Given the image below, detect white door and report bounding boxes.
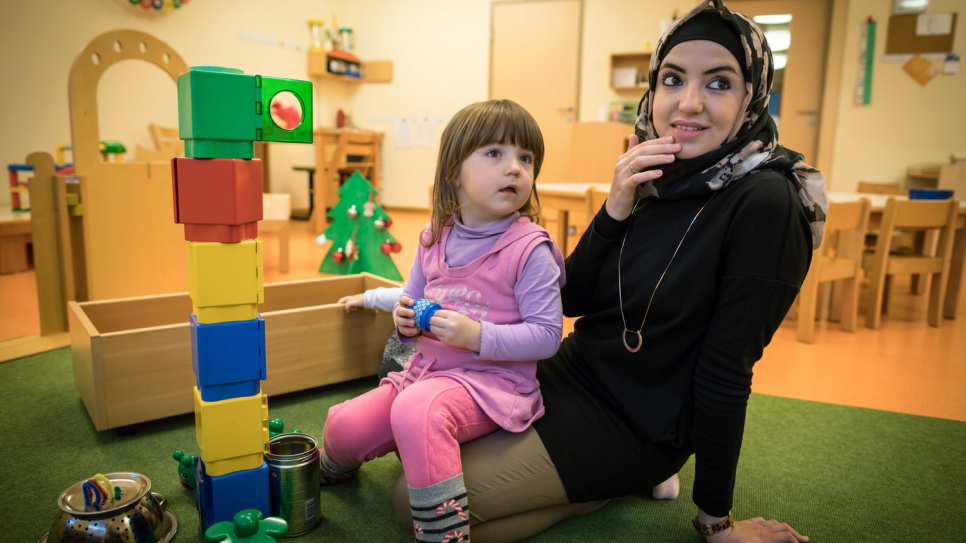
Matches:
[491,0,582,184]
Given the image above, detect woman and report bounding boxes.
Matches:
[392,1,826,541]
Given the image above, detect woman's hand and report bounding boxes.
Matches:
[394,295,420,337]
[428,310,482,352]
[605,134,681,221]
[706,517,809,543]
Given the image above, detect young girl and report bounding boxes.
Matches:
[320,99,566,543]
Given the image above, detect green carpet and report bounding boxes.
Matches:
[3,348,965,542]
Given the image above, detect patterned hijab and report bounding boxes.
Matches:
[634,0,827,247]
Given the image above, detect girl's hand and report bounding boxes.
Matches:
[706,517,808,543]
[428,310,482,352]
[338,293,366,313]
[395,295,420,337]
[605,134,681,221]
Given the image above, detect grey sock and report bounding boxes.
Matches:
[319,449,359,485]
[409,473,470,542]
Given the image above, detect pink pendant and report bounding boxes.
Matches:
[622,329,642,353]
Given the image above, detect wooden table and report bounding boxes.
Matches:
[259,219,290,274]
[538,182,608,255]
[0,205,32,274]
[537,185,966,319]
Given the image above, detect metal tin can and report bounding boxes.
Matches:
[265,433,321,536]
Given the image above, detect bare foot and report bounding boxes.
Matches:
[651,473,679,500]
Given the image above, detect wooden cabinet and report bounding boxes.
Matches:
[610,52,651,91]
[307,51,392,83]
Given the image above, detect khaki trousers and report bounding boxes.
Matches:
[392,427,609,543]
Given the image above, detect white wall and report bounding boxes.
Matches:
[579,0,697,123]
[2,0,965,209]
[338,0,491,209]
[822,0,966,191]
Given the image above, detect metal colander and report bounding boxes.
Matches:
[42,473,177,543]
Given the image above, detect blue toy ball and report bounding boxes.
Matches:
[406,298,441,332]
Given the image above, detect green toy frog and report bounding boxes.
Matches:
[172,449,198,490]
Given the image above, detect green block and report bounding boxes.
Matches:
[178,67,259,143]
[185,140,254,160]
[178,66,314,148]
[261,77,313,144]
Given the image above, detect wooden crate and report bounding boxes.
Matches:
[69,273,400,431]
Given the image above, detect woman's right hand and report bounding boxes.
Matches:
[706,517,809,543]
[394,295,420,337]
[605,134,681,221]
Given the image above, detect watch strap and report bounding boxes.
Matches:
[692,512,734,536]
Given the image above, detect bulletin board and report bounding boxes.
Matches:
[885,13,957,55]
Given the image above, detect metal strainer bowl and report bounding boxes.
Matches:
[41,473,177,543]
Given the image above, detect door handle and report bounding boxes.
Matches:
[556,106,574,112]
[796,109,818,115]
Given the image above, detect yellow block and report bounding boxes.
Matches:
[204,453,265,477]
[194,387,269,473]
[192,303,259,324]
[188,239,264,309]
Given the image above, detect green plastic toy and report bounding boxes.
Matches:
[268,418,302,439]
[172,449,198,490]
[177,66,313,159]
[203,509,288,543]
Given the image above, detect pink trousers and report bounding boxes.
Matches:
[322,377,501,488]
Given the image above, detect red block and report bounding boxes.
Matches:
[172,157,263,242]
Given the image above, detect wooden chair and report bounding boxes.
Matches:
[149,123,182,152]
[312,129,383,232]
[796,199,870,343]
[938,163,966,195]
[865,197,959,329]
[134,123,184,161]
[858,179,916,255]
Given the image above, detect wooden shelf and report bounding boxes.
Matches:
[307,51,392,83]
[610,52,651,92]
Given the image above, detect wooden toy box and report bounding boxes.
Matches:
[68,273,400,431]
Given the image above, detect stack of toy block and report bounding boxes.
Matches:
[172,66,312,534]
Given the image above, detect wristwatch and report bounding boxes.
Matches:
[692,512,734,536]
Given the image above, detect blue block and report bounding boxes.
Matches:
[195,459,271,535]
[191,314,266,401]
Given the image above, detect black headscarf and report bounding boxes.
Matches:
[634,0,827,247]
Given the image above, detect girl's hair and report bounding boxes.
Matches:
[424,99,545,247]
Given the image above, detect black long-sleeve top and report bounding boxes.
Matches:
[533,170,812,516]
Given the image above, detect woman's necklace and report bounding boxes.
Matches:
[617,192,718,353]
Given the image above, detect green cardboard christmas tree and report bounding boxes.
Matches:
[317,171,404,280]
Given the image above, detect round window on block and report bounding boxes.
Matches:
[269,91,304,131]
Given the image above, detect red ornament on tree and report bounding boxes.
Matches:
[332,248,345,263]
[384,218,393,228]
[381,242,392,255]
[391,242,402,253]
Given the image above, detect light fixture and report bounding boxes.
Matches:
[765,29,791,52]
[753,14,792,25]
[773,53,788,70]
[893,0,928,14]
